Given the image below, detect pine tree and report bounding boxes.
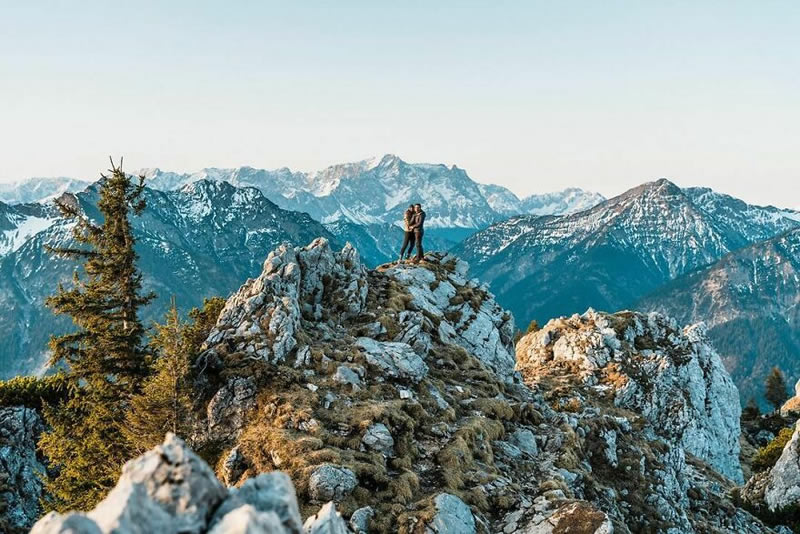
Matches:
[742,397,761,421]
[38,159,154,511]
[184,296,226,351]
[125,299,193,452]
[765,366,789,411]
[125,296,224,452]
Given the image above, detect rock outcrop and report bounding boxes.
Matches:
[780,379,800,417]
[764,420,800,512]
[515,309,767,533]
[29,434,337,534]
[517,310,743,483]
[0,406,45,533]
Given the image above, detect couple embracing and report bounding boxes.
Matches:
[399,203,426,263]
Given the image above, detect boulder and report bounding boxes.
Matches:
[88,482,175,534]
[308,465,358,502]
[348,506,373,534]
[355,338,428,383]
[424,493,476,534]
[29,512,102,534]
[765,421,800,511]
[303,502,352,534]
[361,423,394,456]
[115,433,227,533]
[207,505,285,534]
[0,405,45,532]
[212,472,303,534]
[518,501,613,534]
[333,366,362,390]
[508,428,538,457]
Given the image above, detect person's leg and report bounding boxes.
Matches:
[415,231,424,261]
[400,231,413,260]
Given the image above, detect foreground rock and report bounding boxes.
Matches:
[0,406,45,533]
[30,434,341,534]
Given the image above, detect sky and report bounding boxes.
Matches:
[1,1,799,207]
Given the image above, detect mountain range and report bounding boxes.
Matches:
[0,180,335,377]
[138,154,604,232]
[0,177,90,205]
[456,178,800,325]
[2,159,799,406]
[455,178,800,403]
[639,227,800,406]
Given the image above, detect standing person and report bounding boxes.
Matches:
[399,204,416,262]
[411,203,426,263]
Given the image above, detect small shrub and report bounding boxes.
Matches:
[752,427,794,472]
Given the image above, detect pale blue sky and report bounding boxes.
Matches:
[1,1,799,207]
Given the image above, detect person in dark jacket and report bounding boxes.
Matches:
[399,204,416,262]
[410,203,426,263]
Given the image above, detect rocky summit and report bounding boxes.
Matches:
[10,241,790,533]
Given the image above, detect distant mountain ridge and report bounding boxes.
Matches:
[0,180,336,378]
[638,227,800,405]
[0,177,90,205]
[455,178,800,328]
[139,154,604,228]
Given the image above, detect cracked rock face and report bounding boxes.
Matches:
[355,337,428,383]
[207,377,257,443]
[764,420,800,511]
[0,405,45,532]
[384,254,516,382]
[205,238,368,365]
[517,309,743,484]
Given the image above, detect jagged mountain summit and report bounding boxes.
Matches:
[0,177,90,205]
[0,180,336,378]
[11,240,780,533]
[139,155,604,231]
[455,178,800,328]
[638,228,800,406]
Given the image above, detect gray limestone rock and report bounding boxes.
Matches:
[212,472,303,534]
[303,502,352,534]
[29,512,102,534]
[356,338,428,383]
[361,423,394,456]
[308,465,358,502]
[0,405,45,532]
[115,433,227,534]
[424,493,476,534]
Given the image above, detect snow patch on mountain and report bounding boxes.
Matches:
[136,155,603,230]
[0,214,56,255]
